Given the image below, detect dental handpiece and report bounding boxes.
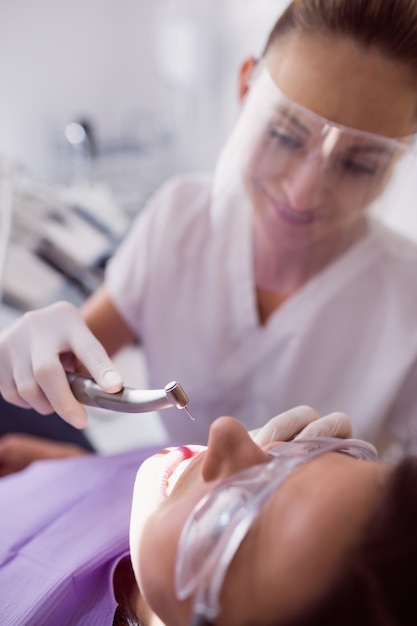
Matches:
[66,373,194,420]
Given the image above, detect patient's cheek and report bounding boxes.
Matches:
[135,514,189,624]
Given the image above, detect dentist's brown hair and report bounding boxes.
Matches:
[264,0,417,75]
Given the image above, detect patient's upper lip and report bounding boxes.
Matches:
[162,446,206,496]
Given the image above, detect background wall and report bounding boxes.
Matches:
[0,0,286,181]
[0,0,415,236]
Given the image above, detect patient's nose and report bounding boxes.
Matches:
[202,416,267,481]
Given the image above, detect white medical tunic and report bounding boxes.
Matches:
[106,174,417,459]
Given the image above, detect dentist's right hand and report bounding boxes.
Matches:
[0,301,124,428]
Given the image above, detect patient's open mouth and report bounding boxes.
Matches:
[162,446,206,496]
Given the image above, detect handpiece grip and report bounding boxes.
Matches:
[67,373,189,414]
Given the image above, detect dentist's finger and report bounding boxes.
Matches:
[32,356,89,427]
[65,323,124,392]
[294,412,353,440]
[0,375,31,409]
[253,405,321,445]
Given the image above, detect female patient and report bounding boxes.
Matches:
[2,0,417,471]
[0,409,415,625]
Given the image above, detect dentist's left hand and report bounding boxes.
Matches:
[251,405,353,445]
[0,301,124,428]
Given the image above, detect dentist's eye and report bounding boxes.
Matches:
[342,160,377,176]
[268,128,304,150]
[340,159,382,177]
[338,146,393,179]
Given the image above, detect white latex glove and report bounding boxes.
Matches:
[251,405,353,446]
[0,301,123,428]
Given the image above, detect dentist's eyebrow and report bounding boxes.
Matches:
[276,106,311,136]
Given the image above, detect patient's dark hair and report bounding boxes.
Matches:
[280,456,417,626]
[113,604,144,626]
[264,0,417,76]
[113,587,146,626]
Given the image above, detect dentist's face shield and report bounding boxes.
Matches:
[175,437,379,626]
[212,66,416,291]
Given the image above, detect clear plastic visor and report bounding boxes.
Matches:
[245,68,412,173]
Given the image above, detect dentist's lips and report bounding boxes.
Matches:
[269,198,322,226]
[161,445,206,497]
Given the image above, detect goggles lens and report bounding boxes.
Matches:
[175,437,379,624]
[215,65,415,192]
[251,72,413,179]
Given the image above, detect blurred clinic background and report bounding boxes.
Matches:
[0,0,416,452]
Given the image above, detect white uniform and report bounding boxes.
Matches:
[106,174,417,459]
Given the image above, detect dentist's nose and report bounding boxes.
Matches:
[202,416,267,482]
[282,155,327,212]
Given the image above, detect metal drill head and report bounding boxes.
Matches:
[164,381,190,409]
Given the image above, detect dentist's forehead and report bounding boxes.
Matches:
[265,32,417,137]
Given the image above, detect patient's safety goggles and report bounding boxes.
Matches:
[175,437,379,626]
